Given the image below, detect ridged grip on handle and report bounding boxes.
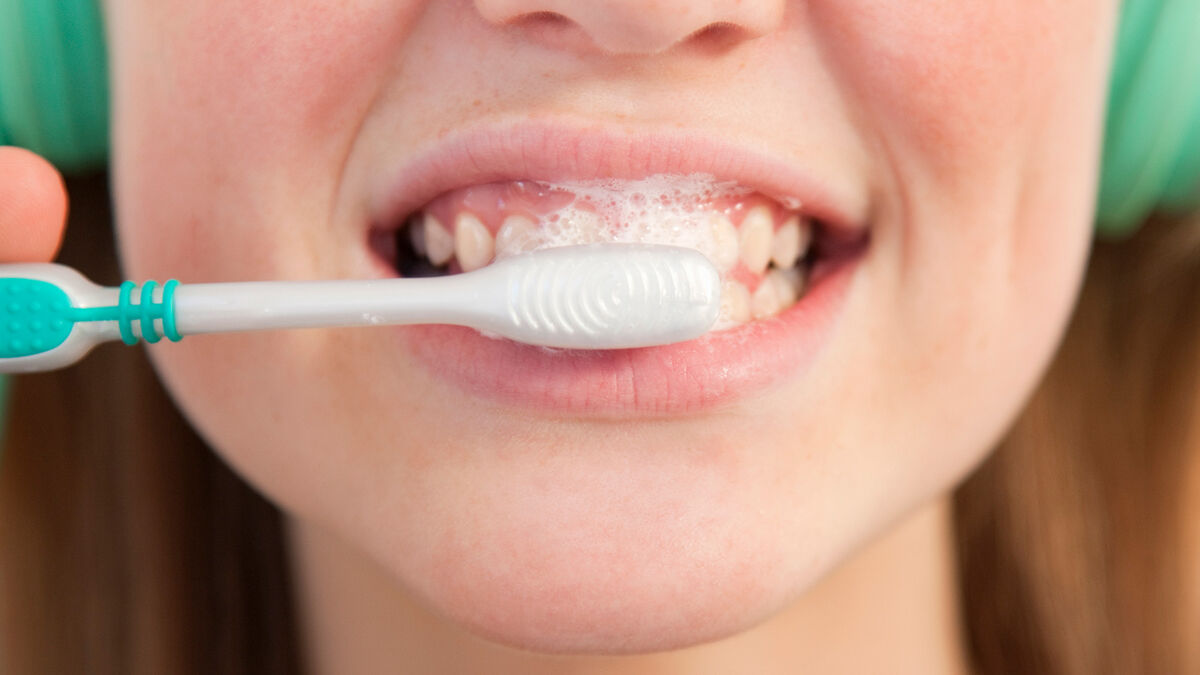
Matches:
[492,244,721,349]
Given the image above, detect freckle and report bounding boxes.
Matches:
[472,99,482,107]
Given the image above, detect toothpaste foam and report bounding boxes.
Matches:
[494,173,751,272]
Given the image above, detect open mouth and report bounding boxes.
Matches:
[363,124,870,415]
[368,173,866,330]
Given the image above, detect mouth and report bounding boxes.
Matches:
[365,122,870,416]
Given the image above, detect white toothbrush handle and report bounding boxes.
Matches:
[174,273,495,334]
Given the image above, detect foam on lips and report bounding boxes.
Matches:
[388,173,817,328]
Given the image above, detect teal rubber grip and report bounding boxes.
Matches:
[0,277,74,358]
[0,276,182,359]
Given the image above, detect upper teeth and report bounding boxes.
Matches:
[770,215,807,269]
[422,213,455,266]
[738,205,774,275]
[454,212,493,272]
[496,214,537,256]
[709,214,739,272]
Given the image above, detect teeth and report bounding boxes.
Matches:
[405,203,814,328]
[708,214,739,272]
[770,215,810,269]
[751,279,782,320]
[720,269,807,327]
[495,214,538,258]
[720,281,752,323]
[765,267,801,307]
[423,214,455,266]
[409,218,428,257]
[454,212,494,272]
[738,206,773,275]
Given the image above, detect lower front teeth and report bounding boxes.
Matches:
[751,268,803,320]
[715,262,809,327]
[720,281,753,323]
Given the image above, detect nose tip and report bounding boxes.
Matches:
[475,0,785,55]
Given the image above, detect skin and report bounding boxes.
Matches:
[5,0,1117,671]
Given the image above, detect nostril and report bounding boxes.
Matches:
[503,10,583,44]
[684,22,755,54]
[474,0,784,56]
[514,10,572,28]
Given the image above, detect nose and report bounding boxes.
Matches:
[474,0,785,55]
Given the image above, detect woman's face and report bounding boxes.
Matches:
[105,0,1114,652]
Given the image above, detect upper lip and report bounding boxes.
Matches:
[369,118,868,235]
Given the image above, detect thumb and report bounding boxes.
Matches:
[0,146,68,263]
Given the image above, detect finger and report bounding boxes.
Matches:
[0,146,68,263]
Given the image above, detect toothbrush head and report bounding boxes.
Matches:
[490,243,722,350]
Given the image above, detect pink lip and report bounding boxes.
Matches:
[369,120,868,237]
[402,259,859,416]
[368,120,869,416]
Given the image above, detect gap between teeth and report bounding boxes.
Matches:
[403,206,814,329]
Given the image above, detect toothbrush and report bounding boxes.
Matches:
[0,243,721,373]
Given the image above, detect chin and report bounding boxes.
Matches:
[356,428,842,656]
[410,526,803,655]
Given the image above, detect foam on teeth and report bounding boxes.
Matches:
[492,173,754,270]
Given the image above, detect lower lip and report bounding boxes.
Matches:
[398,254,862,417]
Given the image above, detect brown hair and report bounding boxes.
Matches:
[1,171,1197,674]
[955,210,1200,674]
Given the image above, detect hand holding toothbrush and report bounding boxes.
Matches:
[0,148,721,373]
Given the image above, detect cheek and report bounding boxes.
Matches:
[816,0,1109,340]
[802,0,1110,497]
[808,0,1110,339]
[154,1,412,149]
[818,0,1104,167]
[104,0,444,523]
[110,1,423,281]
